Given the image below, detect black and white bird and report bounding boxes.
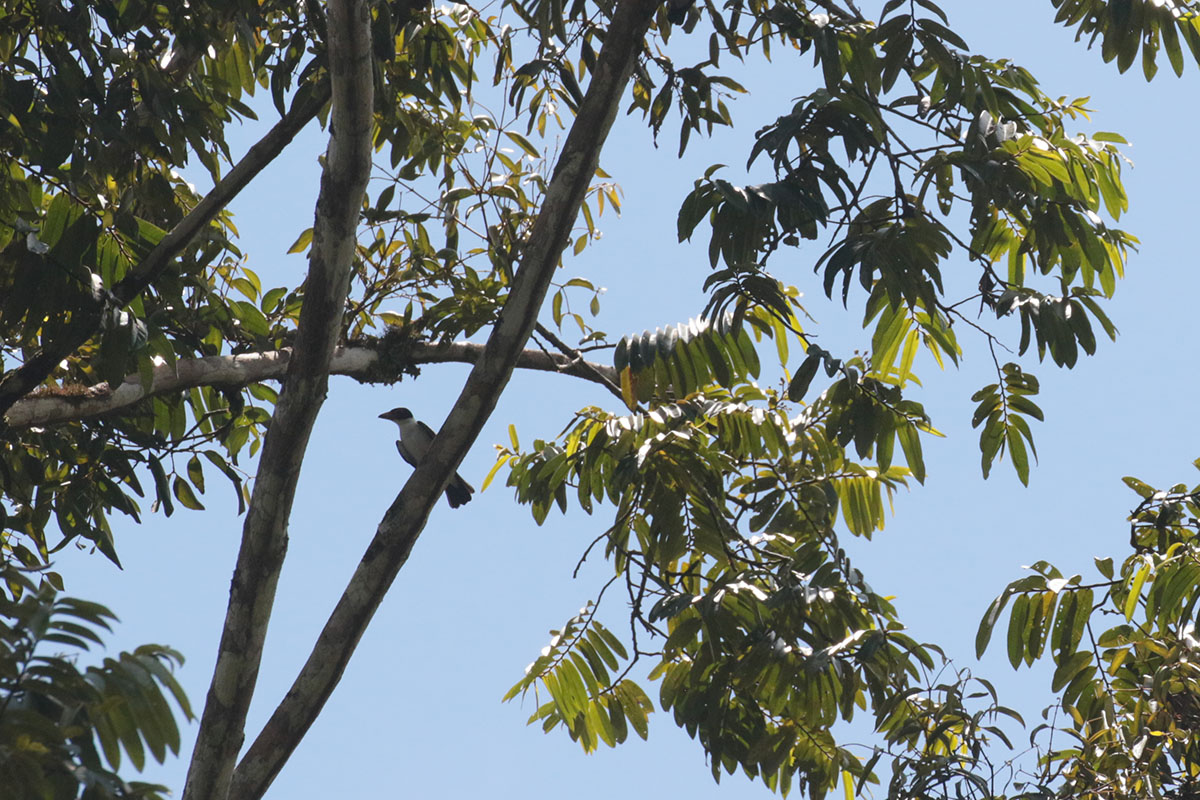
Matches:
[379,407,475,508]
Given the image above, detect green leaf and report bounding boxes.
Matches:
[1008,424,1030,486]
[897,423,925,484]
[1006,592,1030,669]
[1007,395,1044,422]
[287,227,313,254]
[1125,559,1151,621]
[186,456,205,494]
[976,591,1010,658]
[788,350,822,402]
[172,477,205,511]
[1122,476,1155,499]
[1050,590,1078,662]
[916,16,969,50]
[505,130,542,158]
[1051,650,1093,692]
[979,414,1005,479]
[149,457,175,517]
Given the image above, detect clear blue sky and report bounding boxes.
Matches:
[57,2,1200,796]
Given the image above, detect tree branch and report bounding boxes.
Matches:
[226,0,659,796]
[534,322,623,397]
[181,2,373,799]
[3,342,620,428]
[0,76,331,418]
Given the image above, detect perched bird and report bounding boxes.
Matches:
[379,407,475,508]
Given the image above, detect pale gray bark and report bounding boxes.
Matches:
[227,0,659,796]
[3,342,619,428]
[181,2,374,799]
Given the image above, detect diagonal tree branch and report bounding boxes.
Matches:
[226,0,659,796]
[180,2,373,799]
[0,78,331,418]
[3,341,621,428]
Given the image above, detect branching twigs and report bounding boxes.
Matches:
[4,341,620,429]
[225,1,660,798]
[180,2,374,800]
[534,322,622,397]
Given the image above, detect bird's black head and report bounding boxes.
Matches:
[379,407,414,422]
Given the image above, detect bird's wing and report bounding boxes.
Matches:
[395,439,419,468]
[416,420,438,440]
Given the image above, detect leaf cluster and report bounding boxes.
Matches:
[666,0,1142,483]
[0,563,192,800]
[494,323,972,794]
[976,464,1200,800]
[1052,0,1200,79]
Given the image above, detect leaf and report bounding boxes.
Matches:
[896,423,925,484]
[482,454,510,492]
[976,591,1010,658]
[1051,650,1093,693]
[172,477,205,511]
[287,227,314,254]
[149,457,174,517]
[1007,395,1044,422]
[1122,476,1155,499]
[505,130,542,158]
[1125,559,1151,621]
[186,456,205,495]
[1006,592,1030,669]
[1008,424,1030,486]
[978,413,1005,479]
[788,350,822,401]
[1050,590,1078,662]
[916,16,969,50]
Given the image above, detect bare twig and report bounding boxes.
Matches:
[534,322,623,396]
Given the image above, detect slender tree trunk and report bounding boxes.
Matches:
[228,0,659,796]
[180,2,374,798]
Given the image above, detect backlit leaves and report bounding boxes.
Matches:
[970,363,1042,485]
[976,468,1200,800]
[1051,0,1200,79]
[0,564,192,800]
[503,604,652,751]
[613,314,761,407]
[497,359,947,794]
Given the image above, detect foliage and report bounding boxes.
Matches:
[976,464,1200,800]
[1,0,1200,797]
[0,564,192,800]
[0,0,309,565]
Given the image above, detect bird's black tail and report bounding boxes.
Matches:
[446,475,475,508]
